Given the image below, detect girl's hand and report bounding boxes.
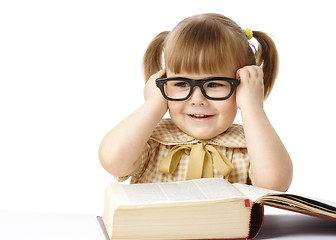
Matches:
[235,66,265,111]
[144,69,168,107]
[99,70,168,178]
[236,66,293,191]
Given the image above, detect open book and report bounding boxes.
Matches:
[99,178,336,240]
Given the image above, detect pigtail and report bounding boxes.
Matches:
[252,31,279,99]
[142,31,170,82]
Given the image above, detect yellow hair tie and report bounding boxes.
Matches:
[243,28,253,40]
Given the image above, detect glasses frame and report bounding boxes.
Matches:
[155,77,240,101]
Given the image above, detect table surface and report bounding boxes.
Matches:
[0,210,335,240]
[0,211,106,240]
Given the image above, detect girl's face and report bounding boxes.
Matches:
[166,69,238,140]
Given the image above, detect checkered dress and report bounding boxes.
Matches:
[117,118,251,184]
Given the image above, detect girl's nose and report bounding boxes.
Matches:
[188,87,207,106]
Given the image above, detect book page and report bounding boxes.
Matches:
[120,183,169,204]
[232,183,282,202]
[115,178,245,205]
[192,178,245,200]
[233,183,336,212]
[314,199,336,208]
[276,194,336,213]
[160,178,245,202]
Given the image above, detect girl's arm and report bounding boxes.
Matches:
[99,69,167,177]
[236,66,293,192]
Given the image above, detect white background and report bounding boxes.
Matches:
[1,0,335,215]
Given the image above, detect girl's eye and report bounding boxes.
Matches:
[174,82,190,88]
[207,82,224,88]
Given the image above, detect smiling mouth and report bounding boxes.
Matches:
[188,114,213,119]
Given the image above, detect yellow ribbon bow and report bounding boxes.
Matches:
[243,28,253,40]
[159,142,233,180]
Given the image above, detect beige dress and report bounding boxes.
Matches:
[118,118,251,184]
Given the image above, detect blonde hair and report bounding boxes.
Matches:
[143,13,278,98]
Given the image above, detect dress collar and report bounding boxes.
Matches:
[150,118,246,148]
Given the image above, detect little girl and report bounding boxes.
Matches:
[99,13,293,192]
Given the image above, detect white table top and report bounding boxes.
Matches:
[0,210,335,239]
[0,211,106,240]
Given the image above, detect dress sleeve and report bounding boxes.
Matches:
[115,142,151,182]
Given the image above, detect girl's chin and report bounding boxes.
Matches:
[183,127,220,140]
[171,115,229,139]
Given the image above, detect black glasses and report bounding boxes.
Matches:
[155,77,240,101]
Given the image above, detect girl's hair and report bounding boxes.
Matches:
[143,13,278,98]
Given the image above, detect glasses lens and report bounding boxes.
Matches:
[164,80,191,100]
[203,80,232,99]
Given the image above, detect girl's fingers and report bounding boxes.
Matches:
[149,68,166,81]
[237,66,263,80]
[236,67,250,80]
[236,66,264,89]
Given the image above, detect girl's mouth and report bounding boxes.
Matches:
[188,114,213,119]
